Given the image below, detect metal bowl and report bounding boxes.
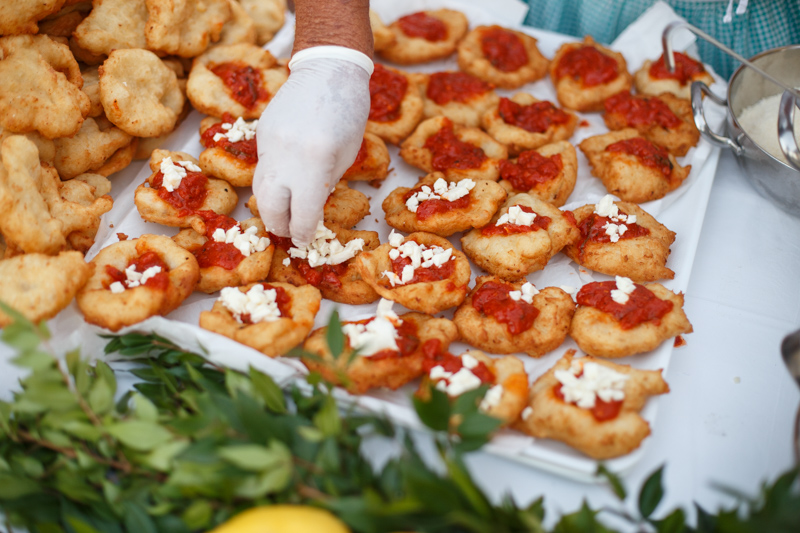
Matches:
[692,45,800,217]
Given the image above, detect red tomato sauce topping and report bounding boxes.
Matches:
[498,97,571,133]
[424,118,487,171]
[649,52,706,85]
[554,45,618,87]
[606,137,673,177]
[481,205,550,236]
[422,351,495,383]
[151,169,209,216]
[426,72,493,105]
[390,252,455,284]
[576,280,673,329]
[194,241,244,270]
[196,210,238,237]
[480,26,528,72]
[604,92,681,129]
[210,62,270,109]
[239,283,291,324]
[268,233,294,251]
[199,113,259,165]
[499,150,562,191]
[471,280,539,335]
[575,211,649,258]
[369,64,408,122]
[362,318,421,360]
[105,251,170,291]
[397,12,447,41]
[554,380,623,421]
[297,261,347,290]
[349,138,368,170]
[403,185,471,220]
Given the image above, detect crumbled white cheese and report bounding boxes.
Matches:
[287,221,364,268]
[159,157,202,192]
[211,224,270,257]
[610,275,636,304]
[594,195,637,243]
[212,117,258,143]
[508,282,539,304]
[109,282,125,294]
[341,298,402,357]
[461,353,479,369]
[109,264,163,292]
[495,205,536,227]
[434,367,483,397]
[405,178,475,213]
[521,406,533,421]
[479,384,504,411]
[554,360,629,409]
[380,232,454,286]
[219,284,282,324]
[559,285,579,302]
[282,258,291,267]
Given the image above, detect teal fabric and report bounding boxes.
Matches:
[522,0,800,79]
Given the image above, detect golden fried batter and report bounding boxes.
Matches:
[238,0,285,46]
[73,0,148,56]
[497,141,578,207]
[144,0,231,57]
[198,115,257,187]
[634,55,714,100]
[415,71,500,128]
[458,26,549,89]
[377,9,468,65]
[53,117,133,179]
[0,0,66,35]
[366,64,424,145]
[341,133,390,183]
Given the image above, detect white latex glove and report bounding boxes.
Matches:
[252,46,373,245]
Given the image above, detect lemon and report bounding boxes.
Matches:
[209,505,351,533]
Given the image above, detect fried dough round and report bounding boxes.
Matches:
[461,193,579,280]
[400,116,508,182]
[454,276,575,357]
[341,133,390,183]
[515,352,669,459]
[59,172,113,252]
[366,64,423,145]
[144,0,230,57]
[39,164,113,240]
[38,5,87,38]
[549,36,633,112]
[563,200,676,282]
[378,9,468,65]
[415,71,500,128]
[198,115,258,187]
[239,0,285,45]
[214,0,258,47]
[0,251,91,327]
[382,172,507,237]
[200,281,320,356]
[92,137,137,177]
[458,26,549,89]
[579,129,691,204]
[80,65,103,118]
[369,9,395,52]
[570,282,692,358]
[73,0,148,56]
[76,234,200,331]
[303,311,459,394]
[497,141,578,207]
[0,126,55,166]
[0,0,66,35]
[634,56,714,100]
[53,117,133,179]
[355,231,471,315]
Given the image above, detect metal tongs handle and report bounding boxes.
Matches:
[663,21,800,171]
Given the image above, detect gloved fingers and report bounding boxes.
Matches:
[254,182,292,238]
[288,179,330,245]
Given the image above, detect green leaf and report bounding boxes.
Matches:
[445,456,491,518]
[297,425,324,443]
[456,411,502,440]
[61,420,102,442]
[0,474,42,499]
[143,440,190,472]
[218,442,289,472]
[87,378,113,415]
[313,395,341,437]
[132,393,159,422]
[123,502,157,533]
[249,367,286,413]
[3,326,42,352]
[64,516,102,533]
[94,361,117,398]
[596,463,627,500]
[325,309,345,357]
[10,350,54,372]
[638,465,665,519]
[553,501,614,532]
[651,508,686,533]
[181,500,212,531]
[412,384,451,432]
[106,420,173,451]
[694,503,717,533]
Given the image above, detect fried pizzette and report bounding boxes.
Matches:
[461,193,579,280]
[415,71,500,128]
[457,26,549,89]
[579,129,691,204]
[497,141,578,207]
[377,9,468,65]
[366,64,424,145]
[341,132,390,183]
[198,114,259,187]
[515,352,669,459]
[382,172,507,237]
[634,52,714,100]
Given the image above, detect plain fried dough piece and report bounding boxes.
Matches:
[415,72,500,128]
[563,201,676,282]
[342,133,391,183]
[382,172,507,237]
[60,173,113,252]
[38,7,87,38]
[172,217,274,293]
[378,9,468,65]
[135,149,238,234]
[198,115,257,187]
[239,0,285,46]
[80,65,103,118]
[579,129,691,204]
[39,164,113,239]
[0,0,66,35]
[457,26,549,89]
[454,276,575,357]
[76,234,200,331]
[99,49,184,137]
[515,353,669,459]
[0,251,91,327]
[570,283,693,358]
[73,0,148,56]
[214,0,257,47]
[549,36,633,112]
[303,312,459,394]
[0,126,55,165]
[366,66,424,145]
[92,137,138,177]
[369,9,395,52]
[355,232,472,315]
[482,93,578,156]
[634,58,714,100]
[498,141,578,207]
[200,282,320,356]
[186,43,287,119]
[145,0,231,57]
[461,193,579,280]
[53,117,132,179]
[400,116,508,182]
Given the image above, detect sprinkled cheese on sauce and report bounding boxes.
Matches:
[282,258,291,267]
[610,275,636,304]
[219,284,282,324]
[479,384,505,411]
[508,282,538,304]
[594,195,636,243]
[433,366,483,396]
[496,204,536,227]
[211,224,270,257]
[521,406,533,420]
[554,360,629,409]
[109,264,163,293]
[342,299,402,357]
[212,117,258,143]
[288,221,364,268]
[159,157,202,192]
[381,231,454,286]
[405,178,475,213]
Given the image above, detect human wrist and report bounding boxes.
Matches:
[292,0,373,58]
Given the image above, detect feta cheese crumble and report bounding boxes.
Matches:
[429,352,497,402]
[508,282,539,304]
[109,264,163,293]
[495,205,536,227]
[159,157,202,192]
[479,384,505,411]
[342,299,402,357]
[287,221,364,268]
[610,275,636,304]
[521,406,533,421]
[554,360,629,409]
[593,195,636,243]
[212,117,258,143]
[211,224,270,257]
[219,284,282,324]
[381,231,454,287]
[405,178,475,213]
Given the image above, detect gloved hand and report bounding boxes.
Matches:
[252,46,373,245]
